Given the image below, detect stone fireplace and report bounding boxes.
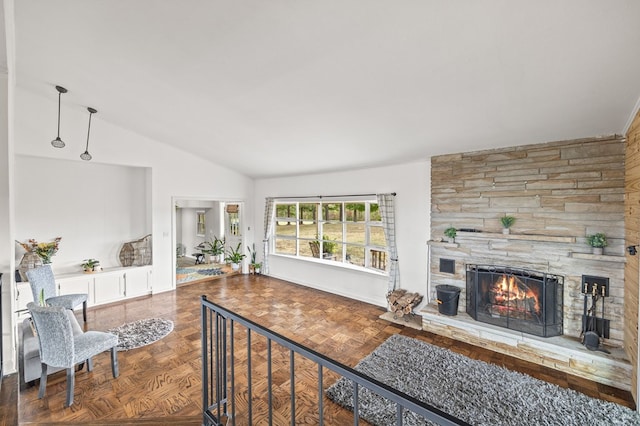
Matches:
[423,136,629,390]
[466,265,563,337]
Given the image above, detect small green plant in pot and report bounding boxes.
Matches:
[586,233,607,255]
[500,215,516,234]
[225,242,246,271]
[247,243,261,274]
[444,227,457,243]
[81,258,100,273]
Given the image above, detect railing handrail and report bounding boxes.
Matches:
[201,295,469,426]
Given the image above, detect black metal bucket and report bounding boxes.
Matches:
[436,285,461,316]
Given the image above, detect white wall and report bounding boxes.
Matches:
[14,155,149,274]
[254,161,430,307]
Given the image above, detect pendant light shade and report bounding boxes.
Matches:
[80,107,97,161]
[51,85,67,148]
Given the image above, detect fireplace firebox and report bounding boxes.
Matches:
[466,265,563,337]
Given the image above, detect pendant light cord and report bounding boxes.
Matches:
[56,91,61,138]
[85,111,93,151]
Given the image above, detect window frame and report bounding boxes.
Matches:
[272,198,388,273]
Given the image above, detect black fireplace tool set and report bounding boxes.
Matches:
[581,276,610,353]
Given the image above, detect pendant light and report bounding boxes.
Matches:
[80,107,97,161]
[51,85,68,148]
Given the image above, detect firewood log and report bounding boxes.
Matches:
[386,289,406,305]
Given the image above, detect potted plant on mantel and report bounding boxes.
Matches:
[500,215,516,235]
[586,233,607,255]
[444,227,457,243]
[225,242,246,271]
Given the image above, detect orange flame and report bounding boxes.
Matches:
[493,275,540,313]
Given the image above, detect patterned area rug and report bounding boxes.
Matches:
[107,318,174,351]
[326,334,640,426]
[176,265,225,284]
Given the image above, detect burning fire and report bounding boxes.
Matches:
[492,275,540,314]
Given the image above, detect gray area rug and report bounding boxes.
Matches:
[326,334,640,426]
[107,318,174,351]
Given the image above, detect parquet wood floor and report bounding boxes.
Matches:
[1,273,635,425]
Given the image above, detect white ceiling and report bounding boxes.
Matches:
[12,1,640,178]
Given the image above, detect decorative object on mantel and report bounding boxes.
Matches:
[586,232,607,255]
[80,258,101,273]
[443,227,457,243]
[80,107,97,161]
[500,214,516,234]
[326,334,640,426]
[50,85,67,148]
[119,234,152,266]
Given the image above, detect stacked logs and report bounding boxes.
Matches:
[387,289,423,318]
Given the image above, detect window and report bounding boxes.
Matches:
[273,199,388,272]
[196,211,205,236]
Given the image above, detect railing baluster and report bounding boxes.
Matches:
[214,313,221,422]
[200,297,209,425]
[267,338,273,425]
[318,365,324,426]
[290,350,295,426]
[354,381,359,426]
[247,329,252,425]
[230,319,235,426]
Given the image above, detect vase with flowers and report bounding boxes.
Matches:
[18,237,62,264]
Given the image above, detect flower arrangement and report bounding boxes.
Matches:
[18,237,62,264]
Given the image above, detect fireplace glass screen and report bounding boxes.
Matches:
[466,265,563,337]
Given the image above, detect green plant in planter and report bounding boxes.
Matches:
[444,227,457,240]
[247,243,257,264]
[202,236,225,257]
[225,242,246,265]
[500,215,516,229]
[586,233,607,248]
[80,258,100,272]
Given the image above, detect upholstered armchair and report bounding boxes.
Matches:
[27,302,119,407]
[25,264,88,322]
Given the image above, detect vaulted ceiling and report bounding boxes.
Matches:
[12,1,640,178]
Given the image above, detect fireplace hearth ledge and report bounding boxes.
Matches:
[419,304,631,391]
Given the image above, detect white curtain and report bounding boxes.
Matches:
[377,193,399,293]
[262,198,275,274]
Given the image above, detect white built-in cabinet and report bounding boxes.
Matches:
[16,266,152,317]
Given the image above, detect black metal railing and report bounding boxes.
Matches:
[201,295,468,426]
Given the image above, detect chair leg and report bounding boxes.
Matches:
[65,367,75,407]
[86,357,93,372]
[82,301,87,322]
[111,347,119,377]
[38,363,48,399]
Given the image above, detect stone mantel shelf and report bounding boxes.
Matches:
[455,231,576,243]
[570,252,626,263]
